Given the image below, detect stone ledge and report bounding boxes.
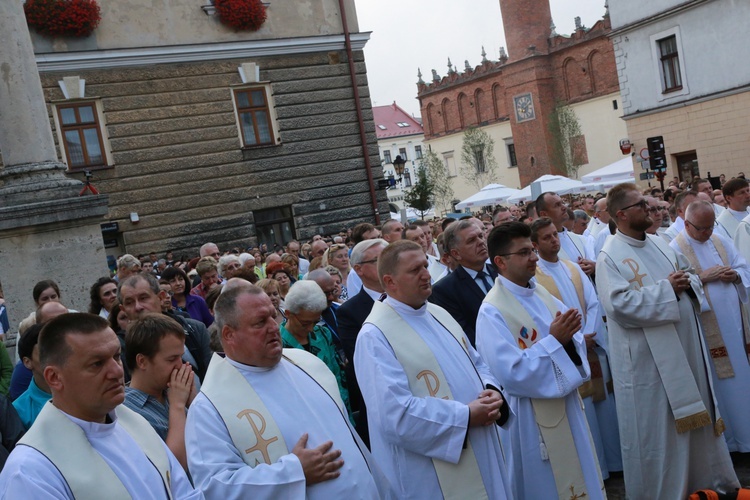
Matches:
[0,194,109,232]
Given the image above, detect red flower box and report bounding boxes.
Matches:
[214,0,267,31]
[24,0,102,38]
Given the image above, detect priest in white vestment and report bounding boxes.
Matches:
[355,240,513,499]
[664,190,698,242]
[595,183,739,499]
[669,201,750,452]
[186,285,391,500]
[714,178,750,240]
[536,192,597,276]
[531,218,622,476]
[0,313,200,499]
[475,221,605,499]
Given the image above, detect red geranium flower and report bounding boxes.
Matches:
[25,0,101,38]
[214,0,267,31]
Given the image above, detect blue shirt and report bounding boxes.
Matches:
[123,387,170,440]
[11,378,51,430]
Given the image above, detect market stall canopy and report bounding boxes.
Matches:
[581,157,636,184]
[506,175,583,204]
[455,183,523,210]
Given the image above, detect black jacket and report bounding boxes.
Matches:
[428,264,497,347]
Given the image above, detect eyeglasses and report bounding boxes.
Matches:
[619,200,649,212]
[646,206,661,214]
[499,248,539,258]
[358,258,378,265]
[685,220,714,232]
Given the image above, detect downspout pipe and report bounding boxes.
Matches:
[338,0,381,225]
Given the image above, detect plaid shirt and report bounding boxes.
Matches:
[123,387,169,440]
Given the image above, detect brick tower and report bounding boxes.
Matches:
[498,0,553,61]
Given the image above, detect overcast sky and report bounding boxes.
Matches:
[354,0,609,118]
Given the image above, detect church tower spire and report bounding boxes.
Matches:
[498,0,553,61]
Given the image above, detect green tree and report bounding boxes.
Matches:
[460,127,499,190]
[548,102,584,178]
[404,166,433,219]
[421,148,454,215]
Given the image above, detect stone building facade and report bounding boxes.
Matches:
[609,0,750,183]
[417,0,628,202]
[20,0,387,258]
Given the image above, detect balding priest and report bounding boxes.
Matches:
[185,284,392,499]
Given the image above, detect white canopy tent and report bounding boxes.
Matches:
[455,183,523,210]
[581,157,635,184]
[506,174,583,204]
[390,207,436,221]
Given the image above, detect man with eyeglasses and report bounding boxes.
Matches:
[596,183,738,497]
[645,196,668,237]
[531,218,622,478]
[670,200,750,454]
[476,221,603,499]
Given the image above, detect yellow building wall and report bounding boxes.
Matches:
[625,90,750,187]
[571,93,631,179]
[424,120,520,213]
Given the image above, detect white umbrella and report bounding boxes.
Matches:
[581,157,635,184]
[455,183,523,210]
[506,175,583,204]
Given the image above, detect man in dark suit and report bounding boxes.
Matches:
[429,219,497,346]
[337,238,388,447]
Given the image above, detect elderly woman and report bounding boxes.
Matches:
[218,254,242,280]
[281,280,352,423]
[266,262,293,300]
[88,277,118,319]
[161,267,214,327]
[322,243,351,301]
[257,278,285,325]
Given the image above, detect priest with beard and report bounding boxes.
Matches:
[596,183,738,498]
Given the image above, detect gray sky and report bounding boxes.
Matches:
[355,0,609,118]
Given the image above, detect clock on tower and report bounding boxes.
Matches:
[513,93,536,122]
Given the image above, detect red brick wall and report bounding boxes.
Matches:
[417,19,618,185]
[499,0,553,60]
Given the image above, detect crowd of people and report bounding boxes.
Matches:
[0,172,749,498]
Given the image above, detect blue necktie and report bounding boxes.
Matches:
[476,270,493,294]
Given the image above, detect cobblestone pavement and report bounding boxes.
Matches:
[604,453,750,499]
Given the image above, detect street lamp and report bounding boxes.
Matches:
[392,155,407,184]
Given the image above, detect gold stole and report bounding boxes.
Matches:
[366,300,490,500]
[674,233,750,379]
[19,402,173,500]
[535,260,606,402]
[602,234,722,435]
[484,281,603,500]
[200,351,346,468]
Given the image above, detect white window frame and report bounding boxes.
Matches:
[230,82,282,148]
[650,26,689,102]
[51,99,114,171]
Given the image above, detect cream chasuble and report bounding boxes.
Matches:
[186,354,387,500]
[596,230,739,499]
